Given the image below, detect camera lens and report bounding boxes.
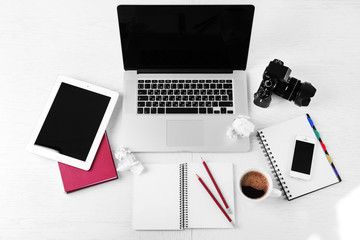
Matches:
[293,82,317,106]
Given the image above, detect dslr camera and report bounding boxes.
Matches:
[253,59,316,108]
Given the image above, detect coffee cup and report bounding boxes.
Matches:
[238,168,282,202]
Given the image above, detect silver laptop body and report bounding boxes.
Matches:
[117,5,255,152]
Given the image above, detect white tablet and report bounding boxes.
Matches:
[27,75,118,170]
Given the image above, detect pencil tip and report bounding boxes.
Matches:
[196,174,200,178]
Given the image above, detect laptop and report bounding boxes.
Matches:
[117,5,255,152]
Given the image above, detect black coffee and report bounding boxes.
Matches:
[240,171,269,199]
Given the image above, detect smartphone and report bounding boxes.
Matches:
[289,136,316,180]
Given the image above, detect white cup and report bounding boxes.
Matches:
[238,168,282,202]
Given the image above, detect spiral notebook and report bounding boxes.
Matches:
[133,163,235,230]
[258,114,341,201]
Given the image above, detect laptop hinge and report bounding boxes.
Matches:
[137,69,233,74]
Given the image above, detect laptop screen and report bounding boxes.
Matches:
[117,5,254,71]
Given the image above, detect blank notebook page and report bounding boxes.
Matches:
[133,164,180,230]
[260,115,339,199]
[187,163,235,228]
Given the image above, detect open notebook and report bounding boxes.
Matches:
[258,114,341,200]
[133,163,234,230]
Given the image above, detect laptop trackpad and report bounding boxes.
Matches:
[166,120,204,146]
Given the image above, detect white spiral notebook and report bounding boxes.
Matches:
[132,163,235,230]
[258,114,341,200]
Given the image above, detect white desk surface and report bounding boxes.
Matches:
[1,0,360,239]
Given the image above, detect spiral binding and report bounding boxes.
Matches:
[257,131,292,200]
[179,163,189,229]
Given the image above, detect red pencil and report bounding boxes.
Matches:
[202,158,231,214]
[196,174,234,226]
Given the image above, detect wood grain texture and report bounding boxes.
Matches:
[1,0,360,239]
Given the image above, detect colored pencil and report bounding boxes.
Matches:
[202,158,231,214]
[196,174,234,226]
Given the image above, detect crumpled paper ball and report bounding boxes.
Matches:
[226,115,255,140]
[114,146,144,175]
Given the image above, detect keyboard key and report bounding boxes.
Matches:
[221,108,227,114]
[145,80,151,83]
[149,96,155,101]
[166,108,198,114]
[152,80,158,83]
[166,102,171,107]
[204,84,209,89]
[154,90,160,95]
[168,90,174,95]
[191,84,196,89]
[138,80,144,83]
[184,84,190,89]
[161,90,167,95]
[159,80,165,83]
[214,110,220,114]
[182,96,188,101]
[171,84,177,89]
[210,84,216,89]
[179,80,185,83]
[215,96,221,101]
[158,108,165,114]
[192,102,198,107]
[187,90,193,95]
[138,102,145,107]
[186,102,192,107]
[199,80,205,83]
[151,84,157,89]
[153,102,158,107]
[158,84,164,89]
[209,95,215,101]
[199,108,206,114]
[137,108,143,114]
[165,80,171,83]
[172,80,178,83]
[227,110,234,114]
[180,90,186,95]
[196,96,201,101]
[138,84,144,89]
[223,84,232,89]
[193,80,198,83]
[226,79,232,83]
[213,80,219,83]
[145,84,150,89]
[220,80,225,83]
[222,95,228,101]
[165,84,170,89]
[220,90,226,95]
[151,108,156,114]
[178,84,183,89]
[179,102,185,107]
[206,102,212,107]
[206,80,211,83]
[176,96,181,101]
[138,90,147,95]
[159,102,165,107]
[197,84,203,89]
[186,80,191,83]
[146,102,151,107]
[194,90,199,95]
[138,96,148,101]
[212,102,218,107]
[207,108,213,114]
[219,102,233,107]
[172,102,179,107]
[144,108,150,114]
[217,84,222,88]
[189,96,195,101]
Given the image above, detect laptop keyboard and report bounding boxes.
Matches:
[137,79,234,114]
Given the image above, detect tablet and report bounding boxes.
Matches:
[27,75,118,170]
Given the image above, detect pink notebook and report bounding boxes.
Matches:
[58,132,118,193]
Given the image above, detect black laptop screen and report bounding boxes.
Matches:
[117,5,254,71]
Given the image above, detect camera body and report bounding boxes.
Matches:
[254,59,316,108]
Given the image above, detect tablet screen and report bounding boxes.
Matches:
[35,82,110,161]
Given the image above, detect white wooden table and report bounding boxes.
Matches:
[1,0,360,239]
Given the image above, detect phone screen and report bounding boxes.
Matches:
[291,140,315,174]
